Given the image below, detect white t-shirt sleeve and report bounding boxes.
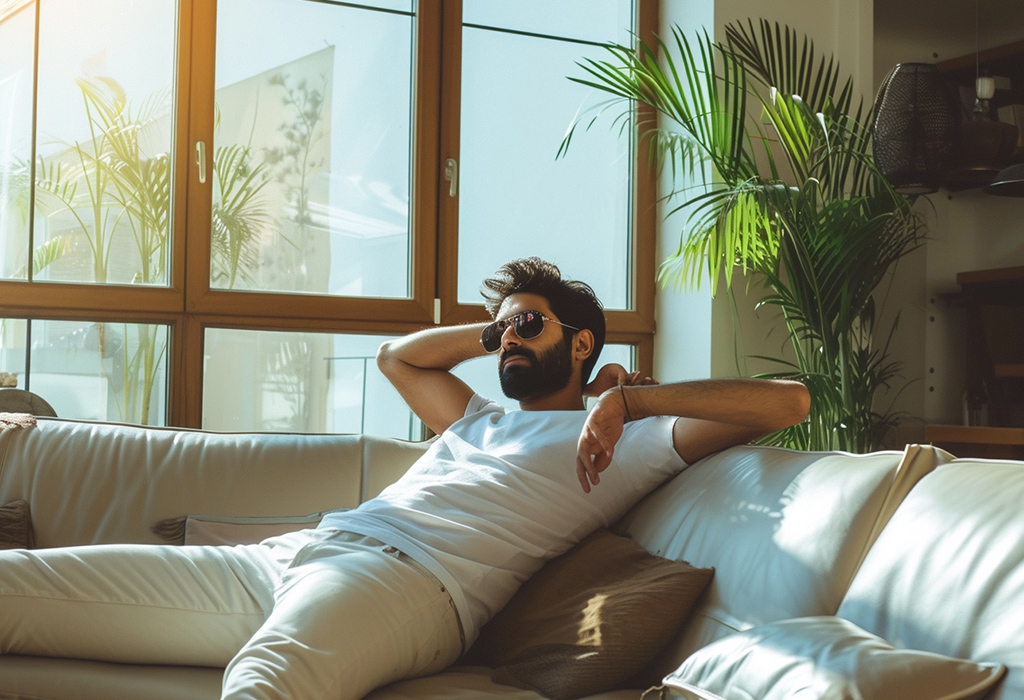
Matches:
[614,415,689,490]
[464,393,504,418]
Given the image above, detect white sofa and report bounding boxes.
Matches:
[0,417,1021,699]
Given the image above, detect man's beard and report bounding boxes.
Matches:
[498,335,574,401]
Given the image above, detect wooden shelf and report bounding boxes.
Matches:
[933,266,1024,459]
[957,266,1024,286]
[926,424,1024,446]
[935,39,1024,77]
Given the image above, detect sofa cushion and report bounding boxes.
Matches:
[837,458,1024,700]
[470,529,713,700]
[616,444,949,672]
[0,499,34,549]
[662,616,1005,700]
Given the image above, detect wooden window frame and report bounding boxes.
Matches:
[0,0,658,429]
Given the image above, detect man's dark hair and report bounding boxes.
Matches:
[481,257,605,387]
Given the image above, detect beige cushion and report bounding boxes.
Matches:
[663,616,1005,700]
[471,529,713,700]
[838,459,1024,700]
[0,499,34,549]
[617,444,948,669]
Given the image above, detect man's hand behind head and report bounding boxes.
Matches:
[583,363,658,398]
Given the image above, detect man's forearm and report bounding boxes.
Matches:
[576,377,810,492]
[376,323,494,435]
[618,378,810,432]
[378,323,490,373]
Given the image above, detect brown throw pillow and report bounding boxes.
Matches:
[0,500,35,550]
[471,528,714,700]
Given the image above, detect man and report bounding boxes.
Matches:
[0,258,809,700]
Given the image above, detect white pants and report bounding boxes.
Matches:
[0,529,463,700]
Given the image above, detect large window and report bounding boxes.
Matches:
[0,0,657,436]
[211,0,415,298]
[455,2,634,308]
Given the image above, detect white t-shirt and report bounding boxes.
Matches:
[318,394,687,644]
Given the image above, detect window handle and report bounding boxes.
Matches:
[444,158,457,197]
[195,141,207,184]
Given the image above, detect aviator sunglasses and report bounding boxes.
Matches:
[480,310,579,353]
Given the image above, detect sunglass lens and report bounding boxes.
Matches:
[514,311,545,340]
[481,321,503,352]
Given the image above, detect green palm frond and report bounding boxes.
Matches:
[9,235,74,280]
[724,19,856,116]
[211,143,272,289]
[563,18,925,452]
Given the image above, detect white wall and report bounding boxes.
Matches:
[653,1,715,382]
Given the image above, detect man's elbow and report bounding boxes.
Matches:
[778,380,811,429]
[376,340,400,377]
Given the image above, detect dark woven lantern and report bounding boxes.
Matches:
[873,63,961,195]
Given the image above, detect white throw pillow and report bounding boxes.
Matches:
[663,616,1005,700]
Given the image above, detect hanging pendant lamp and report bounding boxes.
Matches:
[872,63,961,195]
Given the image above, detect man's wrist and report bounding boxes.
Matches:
[618,384,654,421]
[618,384,634,422]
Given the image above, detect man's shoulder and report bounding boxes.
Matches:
[464,393,505,418]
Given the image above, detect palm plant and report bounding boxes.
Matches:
[564,20,925,452]
[21,77,269,424]
[26,77,171,424]
[0,159,73,278]
[211,142,271,289]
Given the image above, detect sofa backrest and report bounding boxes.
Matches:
[616,442,950,672]
[0,418,430,548]
[837,458,1024,700]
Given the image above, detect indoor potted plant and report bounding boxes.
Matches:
[563,20,925,452]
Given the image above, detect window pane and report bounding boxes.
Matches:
[456,24,632,309]
[0,317,27,385]
[464,0,632,45]
[11,319,169,424]
[452,342,635,413]
[352,0,412,11]
[204,328,421,439]
[0,2,35,280]
[212,0,414,298]
[32,0,176,286]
